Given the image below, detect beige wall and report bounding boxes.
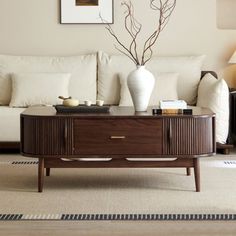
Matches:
[0,0,236,86]
[217,0,236,29]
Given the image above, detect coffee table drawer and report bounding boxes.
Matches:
[73,119,162,155]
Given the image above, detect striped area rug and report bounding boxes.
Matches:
[1,157,236,221]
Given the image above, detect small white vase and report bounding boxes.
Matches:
[127,65,155,112]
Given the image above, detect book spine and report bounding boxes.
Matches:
[152,109,192,115]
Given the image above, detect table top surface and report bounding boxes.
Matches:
[21,106,215,118]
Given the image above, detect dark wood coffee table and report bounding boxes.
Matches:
[20,106,216,192]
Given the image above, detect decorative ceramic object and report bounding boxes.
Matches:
[127,66,155,111]
[59,96,79,107]
[84,100,92,106]
[96,100,104,106]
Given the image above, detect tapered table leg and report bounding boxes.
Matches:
[46,168,50,177]
[193,158,200,192]
[38,158,44,192]
[186,168,191,176]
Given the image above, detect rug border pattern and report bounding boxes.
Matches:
[0,214,236,221]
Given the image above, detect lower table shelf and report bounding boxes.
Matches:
[37,157,200,193]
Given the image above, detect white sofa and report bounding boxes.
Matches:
[0,51,230,147]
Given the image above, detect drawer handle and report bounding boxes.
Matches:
[110,136,126,139]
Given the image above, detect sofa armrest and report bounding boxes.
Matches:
[201,71,218,79]
[216,89,235,153]
[229,90,236,142]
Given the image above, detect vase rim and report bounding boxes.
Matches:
[136,65,145,69]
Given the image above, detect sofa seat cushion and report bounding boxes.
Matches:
[0,106,25,142]
[0,54,97,105]
[197,73,229,144]
[97,51,205,105]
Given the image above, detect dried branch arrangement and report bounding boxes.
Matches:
[102,0,176,65]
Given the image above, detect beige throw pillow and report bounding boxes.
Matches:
[9,73,70,107]
[119,73,179,106]
[197,73,229,144]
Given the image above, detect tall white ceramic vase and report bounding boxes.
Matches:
[127,65,155,112]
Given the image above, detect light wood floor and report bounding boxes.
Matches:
[1,221,236,236]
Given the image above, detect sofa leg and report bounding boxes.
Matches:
[223,149,230,155]
[216,142,234,155]
[46,168,50,177]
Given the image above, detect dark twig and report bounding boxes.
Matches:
[101,0,176,66]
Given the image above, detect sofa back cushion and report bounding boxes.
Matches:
[119,72,179,106]
[97,51,205,105]
[0,54,97,105]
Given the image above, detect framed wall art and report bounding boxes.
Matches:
[60,0,113,24]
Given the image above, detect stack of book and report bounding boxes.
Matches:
[152,100,192,115]
[159,100,187,109]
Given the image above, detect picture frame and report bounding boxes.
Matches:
[60,0,114,24]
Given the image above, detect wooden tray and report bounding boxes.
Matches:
[54,105,110,113]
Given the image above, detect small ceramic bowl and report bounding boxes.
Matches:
[58,96,79,107]
[96,100,104,106]
[63,99,79,107]
[84,100,92,106]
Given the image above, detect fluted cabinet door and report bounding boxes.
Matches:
[21,117,73,156]
[162,117,215,156]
